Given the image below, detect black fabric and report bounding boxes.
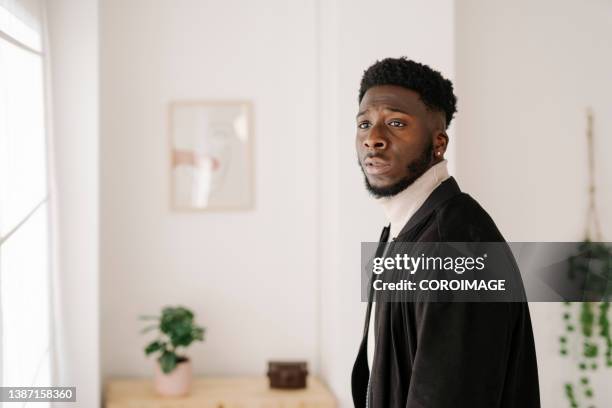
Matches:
[351,225,390,408]
[351,177,540,408]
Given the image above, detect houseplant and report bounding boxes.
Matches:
[559,109,612,408]
[140,305,205,396]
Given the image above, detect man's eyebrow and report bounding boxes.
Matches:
[356,106,413,119]
[386,106,412,115]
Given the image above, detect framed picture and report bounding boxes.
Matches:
[169,100,254,211]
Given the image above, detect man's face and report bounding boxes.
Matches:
[356,85,444,198]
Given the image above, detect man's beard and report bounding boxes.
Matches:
[360,141,434,198]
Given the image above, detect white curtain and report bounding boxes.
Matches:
[0,1,57,406]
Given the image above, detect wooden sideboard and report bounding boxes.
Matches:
[104,376,336,408]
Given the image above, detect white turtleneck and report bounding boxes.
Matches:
[367,159,450,370]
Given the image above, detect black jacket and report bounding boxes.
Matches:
[351,177,540,408]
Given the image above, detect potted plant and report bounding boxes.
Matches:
[140,306,205,396]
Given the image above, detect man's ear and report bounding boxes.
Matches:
[434,130,449,153]
[428,110,448,154]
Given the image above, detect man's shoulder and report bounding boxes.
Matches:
[434,192,506,242]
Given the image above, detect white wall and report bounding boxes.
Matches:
[100,0,319,379]
[455,1,612,407]
[46,0,100,407]
[318,1,455,405]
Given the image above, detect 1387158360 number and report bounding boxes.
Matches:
[0,387,76,402]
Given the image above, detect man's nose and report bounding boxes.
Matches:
[363,125,387,150]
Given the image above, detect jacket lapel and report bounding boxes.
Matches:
[352,224,390,408]
[395,176,462,240]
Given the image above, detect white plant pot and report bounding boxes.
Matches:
[154,359,193,397]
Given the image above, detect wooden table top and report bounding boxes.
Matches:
[104,376,336,408]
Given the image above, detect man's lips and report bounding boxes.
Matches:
[363,157,392,176]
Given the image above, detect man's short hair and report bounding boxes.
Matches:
[358,57,457,129]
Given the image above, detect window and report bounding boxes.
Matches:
[0,0,51,402]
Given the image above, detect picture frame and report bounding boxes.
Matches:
[168,100,254,211]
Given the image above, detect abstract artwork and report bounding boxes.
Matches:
[169,101,253,210]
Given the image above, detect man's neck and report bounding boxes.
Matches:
[377,160,450,239]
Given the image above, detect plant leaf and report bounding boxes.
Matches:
[140,324,158,334]
[158,351,177,374]
[144,340,165,355]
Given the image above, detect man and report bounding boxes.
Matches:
[351,57,540,408]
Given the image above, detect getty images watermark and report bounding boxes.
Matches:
[361,241,612,302]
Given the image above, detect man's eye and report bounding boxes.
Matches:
[358,122,370,129]
[388,120,405,127]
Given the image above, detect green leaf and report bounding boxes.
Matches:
[145,341,165,355]
[158,351,177,374]
[140,324,159,334]
[193,327,205,341]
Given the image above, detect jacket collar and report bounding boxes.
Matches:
[378,160,449,240]
[394,176,462,240]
